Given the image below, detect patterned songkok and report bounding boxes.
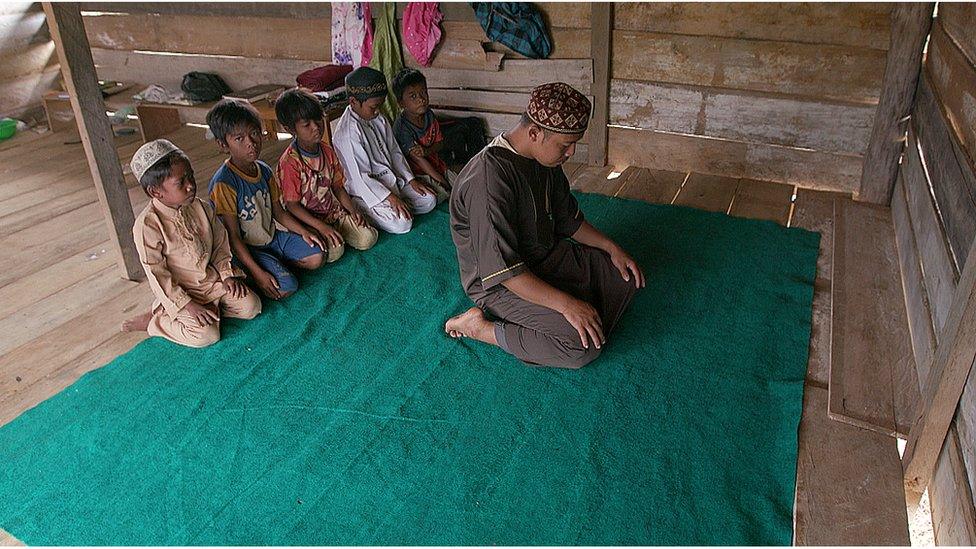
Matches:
[525,82,591,134]
[345,67,388,100]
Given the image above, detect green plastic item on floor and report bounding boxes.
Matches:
[0,118,16,140]
[0,193,819,545]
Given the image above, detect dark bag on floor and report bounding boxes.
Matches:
[180,72,232,102]
[439,117,487,166]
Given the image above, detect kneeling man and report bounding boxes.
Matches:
[445,82,644,369]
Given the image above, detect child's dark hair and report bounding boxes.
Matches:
[275,88,324,130]
[206,99,261,144]
[392,68,427,101]
[139,151,190,194]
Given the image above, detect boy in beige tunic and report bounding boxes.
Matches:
[122,139,261,347]
[446,83,645,369]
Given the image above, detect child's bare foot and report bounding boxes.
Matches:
[444,307,497,345]
[122,310,152,332]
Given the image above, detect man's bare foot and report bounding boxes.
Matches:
[121,310,152,332]
[444,307,497,345]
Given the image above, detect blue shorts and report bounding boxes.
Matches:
[246,230,322,294]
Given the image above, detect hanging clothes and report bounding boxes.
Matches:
[402,2,444,67]
[331,2,368,67]
[361,2,375,66]
[471,2,552,59]
[367,2,404,122]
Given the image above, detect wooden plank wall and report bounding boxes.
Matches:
[1,2,60,122]
[891,4,976,544]
[80,4,330,89]
[606,3,891,194]
[78,2,591,159]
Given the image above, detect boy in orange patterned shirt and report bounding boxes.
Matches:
[275,88,378,261]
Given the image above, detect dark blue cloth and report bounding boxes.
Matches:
[471,2,552,59]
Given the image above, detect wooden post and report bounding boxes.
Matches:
[903,236,976,497]
[42,2,142,281]
[588,2,612,167]
[858,3,935,204]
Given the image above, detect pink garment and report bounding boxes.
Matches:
[331,2,367,67]
[361,2,375,66]
[402,2,444,67]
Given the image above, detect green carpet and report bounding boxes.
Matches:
[0,193,819,545]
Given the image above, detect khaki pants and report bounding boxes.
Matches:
[148,288,262,348]
[321,213,380,263]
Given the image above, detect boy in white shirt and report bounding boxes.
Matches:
[332,67,440,234]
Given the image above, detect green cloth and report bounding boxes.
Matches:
[0,194,819,545]
[368,1,403,123]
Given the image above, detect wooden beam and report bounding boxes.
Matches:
[421,58,594,94]
[858,3,935,204]
[913,72,976,271]
[613,3,893,50]
[829,198,918,437]
[610,79,877,155]
[794,385,910,545]
[929,425,976,544]
[588,2,610,166]
[42,2,141,280]
[903,235,976,496]
[612,30,886,104]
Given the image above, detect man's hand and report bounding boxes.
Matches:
[183,300,219,327]
[222,277,248,299]
[317,224,345,249]
[387,193,413,220]
[300,229,326,250]
[610,247,645,288]
[409,144,428,158]
[253,268,283,300]
[558,297,605,350]
[409,178,434,197]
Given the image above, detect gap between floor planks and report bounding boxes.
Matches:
[569,164,798,227]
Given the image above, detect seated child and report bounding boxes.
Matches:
[391,68,455,193]
[123,139,261,348]
[274,87,378,260]
[332,66,443,235]
[206,99,327,300]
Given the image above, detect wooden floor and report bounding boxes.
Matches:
[0,126,913,545]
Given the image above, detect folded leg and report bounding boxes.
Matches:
[148,304,220,348]
[218,287,262,320]
[479,289,601,369]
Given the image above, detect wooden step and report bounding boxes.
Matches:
[790,189,844,387]
[828,199,921,437]
[794,385,911,545]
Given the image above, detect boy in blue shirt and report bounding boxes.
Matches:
[206,99,327,300]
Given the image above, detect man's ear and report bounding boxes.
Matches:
[527,124,543,143]
[215,138,230,152]
[146,185,163,200]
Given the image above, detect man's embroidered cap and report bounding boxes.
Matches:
[526,82,591,135]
